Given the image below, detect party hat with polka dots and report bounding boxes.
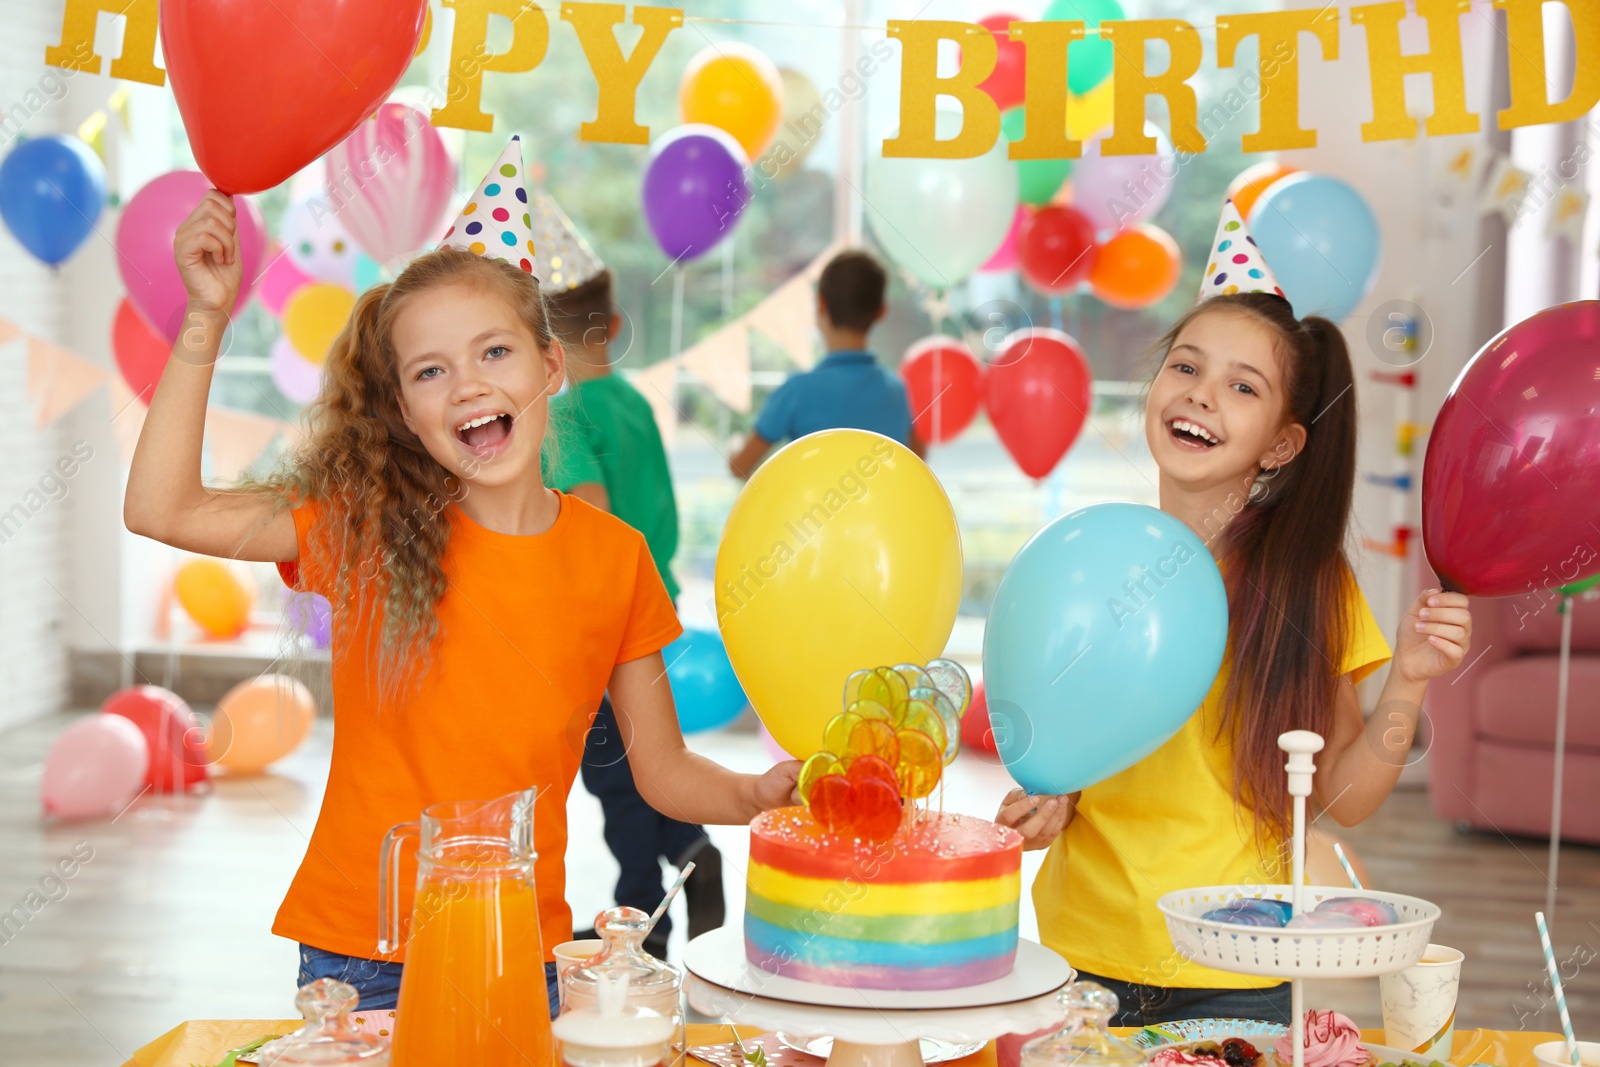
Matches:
[529,189,604,293]
[439,136,538,275]
[1198,198,1285,304]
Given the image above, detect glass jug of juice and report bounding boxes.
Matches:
[378,788,551,1066]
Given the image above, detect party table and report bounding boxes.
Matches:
[120,1021,1560,1067]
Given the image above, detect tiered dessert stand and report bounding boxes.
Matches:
[684,926,1075,1067]
[1156,731,1444,1067]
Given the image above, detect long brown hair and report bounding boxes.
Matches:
[249,248,554,693]
[1153,292,1358,840]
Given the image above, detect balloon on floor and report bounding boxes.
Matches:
[0,135,105,266]
[901,336,985,444]
[984,502,1227,796]
[160,0,426,193]
[1248,173,1380,322]
[1423,300,1600,597]
[175,559,255,639]
[716,430,963,758]
[207,675,317,774]
[985,328,1093,480]
[102,685,211,794]
[663,628,748,733]
[42,715,150,821]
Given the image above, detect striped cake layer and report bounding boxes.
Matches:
[744,808,1023,991]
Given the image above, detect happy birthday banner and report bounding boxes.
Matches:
[44,0,1598,159]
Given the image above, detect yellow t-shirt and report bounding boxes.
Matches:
[1032,583,1392,989]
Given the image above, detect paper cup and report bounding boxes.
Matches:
[1381,944,1464,1060]
[1533,1041,1600,1067]
[552,938,602,1012]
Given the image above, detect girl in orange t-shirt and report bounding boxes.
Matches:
[124,187,800,1018]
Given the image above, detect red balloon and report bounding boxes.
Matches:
[902,337,985,445]
[960,682,999,757]
[1018,206,1098,295]
[978,14,1028,111]
[1423,300,1600,597]
[986,328,1093,480]
[101,686,210,794]
[160,0,427,194]
[111,298,168,404]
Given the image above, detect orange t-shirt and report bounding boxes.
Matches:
[272,492,682,964]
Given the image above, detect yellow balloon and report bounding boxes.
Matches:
[207,674,316,774]
[767,67,822,179]
[716,431,963,759]
[282,282,355,365]
[679,43,784,162]
[174,558,255,638]
[1066,78,1116,142]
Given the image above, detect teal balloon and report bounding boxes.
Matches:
[1249,174,1381,323]
[353,253,384,293]
[982,502,1228,796]
[1001,108,1072,206]
[1044,0,1124,95]
[664,628,749,733]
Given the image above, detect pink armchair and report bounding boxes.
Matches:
[1426,594,1600,844]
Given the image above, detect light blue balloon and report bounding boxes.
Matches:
[353,253,384,294]
[665,627,749,734]
[1248,173,1380,323]
[982,502,1227,796]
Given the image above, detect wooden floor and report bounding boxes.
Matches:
[0,711,1594,1066]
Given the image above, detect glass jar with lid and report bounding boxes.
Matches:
[256,978,391,1066]
[554,972,675,1067]
[1021,981,1143,1067]
[563,905,683,1048]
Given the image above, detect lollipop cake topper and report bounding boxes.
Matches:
[439,136,537,275]
[1198,198,1286,305]
[795,659,973,843]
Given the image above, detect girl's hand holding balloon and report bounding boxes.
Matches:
[996,786,1073,850]
[173,190,241,324]
[1393,588,1472,685]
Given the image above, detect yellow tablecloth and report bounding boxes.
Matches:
[121,1021,1560,1067]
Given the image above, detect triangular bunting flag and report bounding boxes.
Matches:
[1481,156,1533,224]
[26,337,108,428]
[0,318,23,347]
[629,358,680,447]
[109,377,148,465]
[1546,187,1590,245]
[77,111,108,161]
[679,325,752,413]
[108,88,132,131]
[746,272,817,370]
[204,407,288,482]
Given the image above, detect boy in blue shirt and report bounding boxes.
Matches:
[729,250,923,478]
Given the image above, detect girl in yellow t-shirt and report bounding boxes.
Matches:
[124,178,800,1019]
[997,290,1473,1025]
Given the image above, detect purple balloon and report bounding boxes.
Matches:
[286,592,332,649]
[115,170,266,342]
[1071,122,1176,233]
[641,125,750,262]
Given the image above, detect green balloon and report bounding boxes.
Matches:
[1044,0,1126,95]
[1001,108,1073,206]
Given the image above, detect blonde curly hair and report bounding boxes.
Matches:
[251,248,555,695]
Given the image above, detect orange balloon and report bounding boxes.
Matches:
[1227,161,1298,219]
[1089,224,1181,309]
[174,558,255,638]
[679,43,783,161]
[207,674,316,773]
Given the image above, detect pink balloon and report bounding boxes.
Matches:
[257,247,314,316]
[115,170,266,342]
[757,721,798,762]
[270,335,323,404]
[979,205,1026,273]
[42,716,150,821]
[1071,122,1175,233]
[325,103,454,267]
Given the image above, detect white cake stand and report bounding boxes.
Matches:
[684,927,1074,1067]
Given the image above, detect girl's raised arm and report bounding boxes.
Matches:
[123,191,297,563]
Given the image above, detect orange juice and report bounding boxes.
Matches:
[392,876,552,1066]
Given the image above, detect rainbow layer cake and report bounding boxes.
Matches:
[745,806,1023,990]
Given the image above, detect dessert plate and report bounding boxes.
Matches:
[777,1034,986,1064]
[1128,1019,1289,1050]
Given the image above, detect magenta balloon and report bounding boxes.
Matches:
[1071,122,1175,232]
[641,124,750,262]
[325,103,454,266]
[42,715,150,820]
[979,205,1026,273]
[257,250,313,316]
[1423,300,1600,597]
[115,170,266,341]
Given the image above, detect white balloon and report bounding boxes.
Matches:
[270,335,323,405]
[1072,121,1177,233]
[280,197,361,289]
[865,110,1019,290]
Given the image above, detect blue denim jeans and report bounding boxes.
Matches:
[298,944,560,1019]
[1073,969,1292,1026]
